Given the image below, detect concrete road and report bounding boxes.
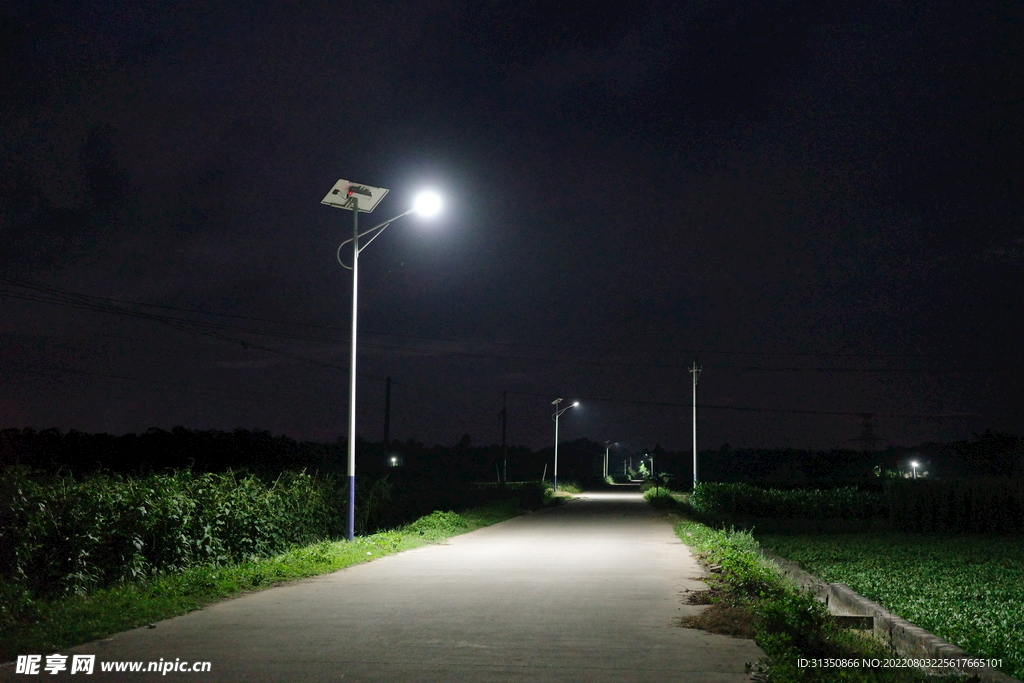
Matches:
[8,490,763,682]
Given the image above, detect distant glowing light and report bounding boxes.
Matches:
[413,191,442,217]
[572,401,579,407]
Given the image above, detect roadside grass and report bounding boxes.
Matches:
[675,521,970,682]
[648,490,969,682]
[643,487,682,509]
[548,480,583,496]
[2,497,522,662]
[758,532,1024,680]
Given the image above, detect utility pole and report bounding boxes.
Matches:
[383,376,391,448]
[501,391,508,484]
[689,356,702,488]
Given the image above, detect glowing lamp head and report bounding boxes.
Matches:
[572,401,579,407]
[911,461,919,468]
[413,191,442,217]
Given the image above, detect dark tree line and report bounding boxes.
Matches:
[0,427,605,484]
[3,427,1017,485]
[0,427,336,476]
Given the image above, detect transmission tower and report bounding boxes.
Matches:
[851,413,884,452]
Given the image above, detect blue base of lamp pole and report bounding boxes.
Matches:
[347,475,355,541]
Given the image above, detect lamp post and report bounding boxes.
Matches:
[603,440,613,479]
[551,398,578,493]
[911,461,919,480]
[689,356,702,489]
[638,453,652,479]
[322,180,442,541]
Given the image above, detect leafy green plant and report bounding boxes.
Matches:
[403,510,469,538]
[759,532,1024,679]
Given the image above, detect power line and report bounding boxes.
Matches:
[0,283,397,384]
[3,275,1021,364]
[6,363,344,405]
[5,284,1017,374]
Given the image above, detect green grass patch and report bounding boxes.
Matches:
[643,487,681,509]
[551,480,583,495]
[672,520,968,682]
[758,532,1024,680]
[1,497,522,662]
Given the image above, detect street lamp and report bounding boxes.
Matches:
[911,461,919,480]
[551,398,578,493]
[603,440,616,480]
[689,356,702,489]
[638,453,652,479]
[322,179,442,541]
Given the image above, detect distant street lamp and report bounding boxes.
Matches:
[603,440,615,479]
[551,398,579,493]
[637,453,653,479]
[322,180,442,541]
[911,460,919,480]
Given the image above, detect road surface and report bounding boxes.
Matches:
[7,490,764,682]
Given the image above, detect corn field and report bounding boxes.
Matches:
[0,468,347,599]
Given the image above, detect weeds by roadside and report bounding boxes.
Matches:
[546,480,583,496]
[645,488,970,683]
[676,521,970,683]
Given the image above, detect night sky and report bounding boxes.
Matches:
[2,1,1021,453]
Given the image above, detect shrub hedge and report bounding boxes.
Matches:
[689,481,885,521]
[685,480,1024,533]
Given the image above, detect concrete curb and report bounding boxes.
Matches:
[758,548,1019,683]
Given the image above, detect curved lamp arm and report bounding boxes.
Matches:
[336,208,416,270]
[551,402,578,420]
